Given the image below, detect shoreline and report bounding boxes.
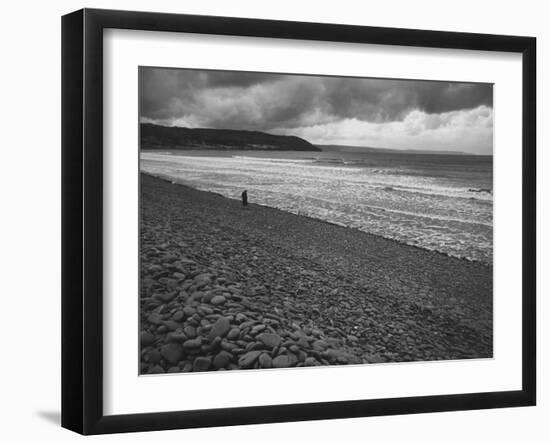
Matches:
[145,171,493,268]
[139,173,492,374]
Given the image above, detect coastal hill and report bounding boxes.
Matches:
[317,144,474,156]
[140,123,321,151]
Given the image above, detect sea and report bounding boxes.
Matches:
[140,147,493,264]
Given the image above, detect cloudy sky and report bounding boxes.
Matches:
[140,67,493,154]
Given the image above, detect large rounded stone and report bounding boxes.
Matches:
[147,312,163,325]
[208,317,231,341]
[148,365,165,374]
[140,331,155,347]
[161,343,184,365]
[227,328,240,340]
[258,353,272,368]
[213,350,233,369]
[167,330,187,343]
[183,338,201,351]
[146,349,161,364]
[257,333,282,349]
[211,295,226,306]
[238,350,262,369]
[193,356,212,372]
[272,355,291,368]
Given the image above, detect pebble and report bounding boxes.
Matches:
[181,362,193,372]
[147,312,163,325]
[258,353,272,368]
[208,317,231,341]
[184,325,196,338]
[366,354,385,364]
[183,307,196,317]
[238,350,262,368]
[304,357,320,366]
[146,349,161,364]
[161,343,184,365]
[213,350,233,369]
[211,295,226,306]
[227,328,240,340]
[167,330,187,343]
[158,292,175,302]
[193,356,212,372]
[235,313,247,323]
[164,320,181,331]
[172,311,185,321]
[257,333,282,349]
[183,338,202,351]
[251,324,267,335]
[140,331,155,347]
[148,365,165,374]
[272,355,291,368]
[312,340,328,351]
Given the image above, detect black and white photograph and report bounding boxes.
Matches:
[138,67,494,374]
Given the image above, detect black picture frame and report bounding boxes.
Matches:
[61,8,536,435]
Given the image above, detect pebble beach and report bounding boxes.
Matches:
[140,173,493,374]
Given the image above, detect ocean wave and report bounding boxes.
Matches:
[379,183,493,201]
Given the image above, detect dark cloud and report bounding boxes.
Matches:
[139,67,492,131]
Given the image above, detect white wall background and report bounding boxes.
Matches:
[0,0,546,441]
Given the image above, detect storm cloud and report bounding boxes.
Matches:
[139,67,493,153]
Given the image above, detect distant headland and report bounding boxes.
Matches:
[140,123,321,151]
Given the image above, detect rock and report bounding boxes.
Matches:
[181,362,193,372]
[158,292,175,302]
[220,340,238,352]
[249,341,265,351]
[272,355,291,368]
[304,357,320,366]
[258,353,272,368]
[193,356,212,372]
[366,354,385,364]
[213,350,233,369]
[238,350,263,369]
[146,349,161,364]
[227,328,240,340]
[148,365,165,374]
[183,338,202,351]
[287,352,299,367]
[211,295,226,306]
[160,343,184,365]
[208,317,231,341]
[163,320,181,331]
[183,306,196,317]
[312,340,328,351]
[167,366,181,373]
[189,291,204,302]
[257,333,282,349]
[194,273,212,283]
[167,330,187,343]
[183,325,196,339]
[172,311,184,321]
[251,324,266,335]
[199,305,214,315]
[147,312,163,325]
[140,331,155,347]
[173,272,186,280]
[235,313,247,323]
